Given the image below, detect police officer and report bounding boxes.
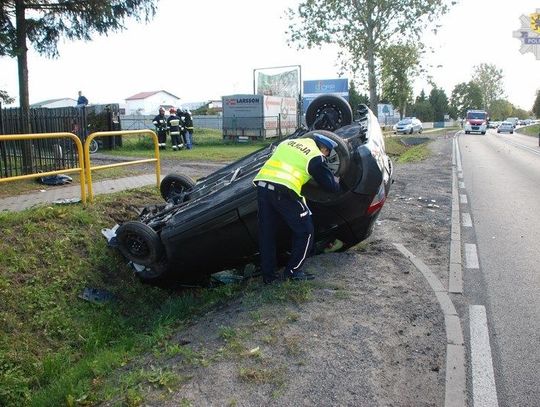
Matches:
[253,133,341,284]
[152,107,168,148]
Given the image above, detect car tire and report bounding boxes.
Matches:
[481,132,486,135]
[160,174,196,202]
[302,129,351,176]
[497,131,500,133]
[305,95,353,131]
[301,130,351,204]
[116,221,164,266]
[409,128,413,134]
[510,131,513,134]
[465,131,470,134]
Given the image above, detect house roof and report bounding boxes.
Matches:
[125,90,180,100]
[30,98,76,107]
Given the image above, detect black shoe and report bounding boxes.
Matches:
[263,274,281,285]
[285,270,315,281]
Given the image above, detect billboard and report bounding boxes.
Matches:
[302,79,349,113]
[254,66,301,99]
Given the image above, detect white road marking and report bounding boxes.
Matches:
[460,194,468,204]
[465,243,479,269]
[470,305,499,407]
[393,243,466,407]
[462,213,472,227]
[501,138,540,156]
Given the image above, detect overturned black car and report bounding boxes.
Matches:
[110,95,393,284]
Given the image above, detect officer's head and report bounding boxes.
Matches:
[313,133,338,157]
[169,108,176,114]
[159,107,165,114]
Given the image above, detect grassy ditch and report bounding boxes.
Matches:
[384,135,432,162]
[0,187,317,406]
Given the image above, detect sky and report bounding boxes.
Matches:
[0,0,538,110]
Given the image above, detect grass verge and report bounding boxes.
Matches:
[0,187,317,406]
[0,187,245,406]
[516,124,540,137]
[104,127,273,162]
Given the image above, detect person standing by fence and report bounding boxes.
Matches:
[180,108,194,149]
[76,91,88,107]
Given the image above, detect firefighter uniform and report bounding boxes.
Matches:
[152,108,168,148]
[253,135,340,284]
[167,109,184,150]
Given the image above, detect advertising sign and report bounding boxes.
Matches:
[302,79,349,114]
[256,69,300,99]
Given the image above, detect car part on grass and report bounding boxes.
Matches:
[110,95,393,285]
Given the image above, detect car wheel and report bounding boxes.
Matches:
[409,128,413,134]
[419,128,423,133]
[160,174,196,202]
[481,132,486,135]
[305,95,353,131]
[303,129,351,176]
[116,221,164,266]
[497,130,500,133]
[510,131,513,134]
[301,130,351,204]
[465,131,470,134]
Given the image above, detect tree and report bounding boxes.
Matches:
[380,44,420,118]
[489,99,513,121]
[532,90,540,118]
[286,0,453,115]
[450,81,483,118]
[0,89,15,104]
[0,0,157,134]
[471,63,504,112]
[428,87,449,122]
[348,81,369,116]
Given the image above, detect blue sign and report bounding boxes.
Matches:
[303,79,348,95]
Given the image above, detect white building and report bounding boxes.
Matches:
[125,90,180,115]
[30,98,78,108]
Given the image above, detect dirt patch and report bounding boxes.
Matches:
[101,133,456,406]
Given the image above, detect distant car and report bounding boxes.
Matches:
[109,95,393,284]
[393,117,423,134]
[497,121,514,134]
[487,121,500,129]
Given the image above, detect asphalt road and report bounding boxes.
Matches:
[458,129,540,406]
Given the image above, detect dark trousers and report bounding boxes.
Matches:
[170,131,181,146]
[257,183,314,282]
[157,131,167,144]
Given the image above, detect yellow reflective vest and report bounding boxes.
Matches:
[253,138,322,197]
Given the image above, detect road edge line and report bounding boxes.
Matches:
[393,243,467,407]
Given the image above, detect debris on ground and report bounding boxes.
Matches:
[79,287,115,304]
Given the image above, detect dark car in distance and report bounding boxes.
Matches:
[110,95,393,284]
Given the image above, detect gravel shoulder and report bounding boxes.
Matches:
[100,133,456,406]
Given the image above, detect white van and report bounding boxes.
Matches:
[505,117,519,128]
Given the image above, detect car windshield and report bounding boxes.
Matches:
[467,112,486,120]
[398,119,412,125]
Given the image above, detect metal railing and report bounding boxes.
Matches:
[0,132,87,204]
[84,129,160,202]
